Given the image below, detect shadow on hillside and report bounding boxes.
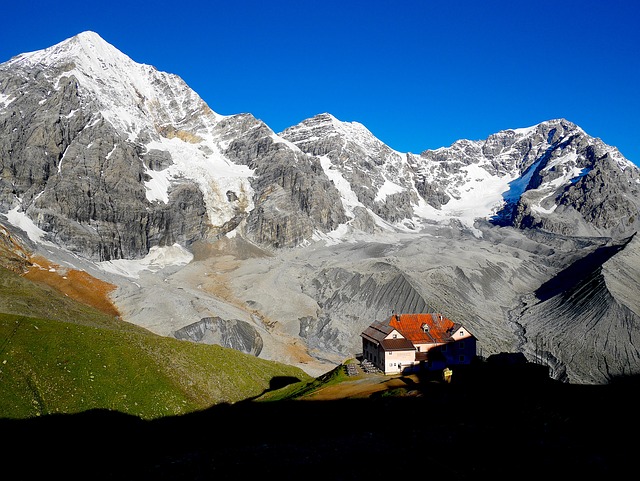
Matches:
[267,375,302,391]
[2,365,639,480]
[245,375,303,401]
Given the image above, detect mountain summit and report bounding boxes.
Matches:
[0,31,346,260]
[281,114,639,238]
[1,32,639,383]
[2,31,638,259]
[6,31,220,138]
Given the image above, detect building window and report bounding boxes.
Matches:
[460,330,464,336]
[441,345,447,352]
[392,334,397,339]
[459,355,465,362]
[459,341,465,349]
[389,351,393,355]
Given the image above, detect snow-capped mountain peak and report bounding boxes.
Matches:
[282,112,402,158]
[9,31,128,70]
[0,31,262,259]
[283,114,640,239]
[280,113,415,235]
[7,31,222,140]
[1,31,638,263]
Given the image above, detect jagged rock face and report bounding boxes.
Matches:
[501,135,640,238]
[0,94,209,260]
[174,316,263,356]
[225,114,348,248]
[0,74,85,211]
[3,34,638,259]
[0,223,31,273]
[0,33,352,258]
[282,115,640,240]
[0,34,214,260]
[555,153,640,234]
[469,120,640,238]
[280,113,419,228]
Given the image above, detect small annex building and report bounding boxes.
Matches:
[360,313,477,375]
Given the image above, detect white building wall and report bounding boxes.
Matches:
[383,350,417,374]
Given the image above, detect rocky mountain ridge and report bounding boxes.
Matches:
[281,113,639,239]
[1,31,639,383]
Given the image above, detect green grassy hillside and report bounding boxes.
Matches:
[0,266,312,420]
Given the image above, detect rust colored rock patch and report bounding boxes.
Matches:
[24,256,121,317]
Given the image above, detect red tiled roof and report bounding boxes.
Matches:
[387,313,456,344]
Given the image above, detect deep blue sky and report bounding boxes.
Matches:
[2,0,639,164]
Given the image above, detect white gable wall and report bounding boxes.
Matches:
[384,329,404,340]
[453,327,474,340]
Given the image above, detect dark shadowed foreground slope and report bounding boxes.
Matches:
[2,365,637,480]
